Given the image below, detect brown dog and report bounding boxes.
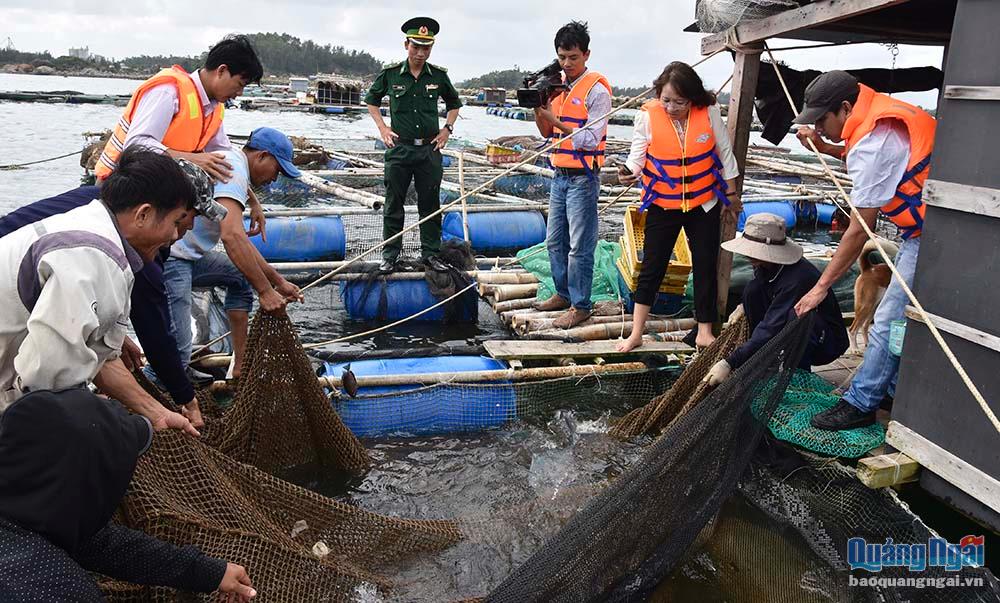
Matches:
[848,239,899,353]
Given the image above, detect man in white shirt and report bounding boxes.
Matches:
[160,128,303,381]
[791,71,933,431]
[0,148,199,436]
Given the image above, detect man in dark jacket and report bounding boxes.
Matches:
[705,212,848,385]
[0,161,224,426]
[0,387,256,600]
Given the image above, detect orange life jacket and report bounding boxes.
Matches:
[95,66,224,180]
[638,99,728,212]
[841,84,935,239]
[549,70,611,173]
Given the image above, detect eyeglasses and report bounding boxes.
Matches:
[660,97,691,109]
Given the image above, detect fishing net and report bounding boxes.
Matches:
[100,312,460,601]
[483,315,814,602]
[758,369,886,458]
[610,313,751,438]
[99,304,999,602]
[696,0,804,34]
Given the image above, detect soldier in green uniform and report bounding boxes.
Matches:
[365,16,462,273]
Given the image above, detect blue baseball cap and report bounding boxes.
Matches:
[246,127,301,178]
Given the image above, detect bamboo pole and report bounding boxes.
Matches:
[459,151,470,242]
[516,314,646,336]
[246,204,550,218]
[209,361,649,393]
[492,298,537,313]
[529,318,697,341]
[484,283,539,301]
[475,272,538,285]
[269,258,520,273]
[297,172,384,209]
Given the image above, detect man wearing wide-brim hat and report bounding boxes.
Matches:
[364,16,462,274]
[704,213,849,386]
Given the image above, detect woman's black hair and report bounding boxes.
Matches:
[653,61,717,108]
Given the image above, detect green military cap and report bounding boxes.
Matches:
[402,16,439,46]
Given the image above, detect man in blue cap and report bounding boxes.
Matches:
[160,127,304,381]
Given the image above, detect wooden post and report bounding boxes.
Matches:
[717,44,763,323]
[459,151,471,242]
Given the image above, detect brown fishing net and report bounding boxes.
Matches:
[609,314,750,438]
[103,312,460,601]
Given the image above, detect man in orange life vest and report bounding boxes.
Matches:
[95,35,267,235]
[532,21,612,330]
[792,71,934,431]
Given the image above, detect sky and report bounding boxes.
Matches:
[0,0,944,105]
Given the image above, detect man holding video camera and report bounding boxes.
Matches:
[531,21,612,329]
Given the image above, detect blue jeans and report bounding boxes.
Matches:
[163,251,254,367]
[843,237,921,412]
[547,174,599,310]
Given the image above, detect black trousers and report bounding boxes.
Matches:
[634,203,720,323]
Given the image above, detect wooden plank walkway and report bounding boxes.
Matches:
[484,339,693,361]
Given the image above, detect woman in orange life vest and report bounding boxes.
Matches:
[617,62,741,353]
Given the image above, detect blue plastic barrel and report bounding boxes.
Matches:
[340,278,478,322]
[321,355,516,436]
[441,210,546,252]
[244,216,346,262]
[795,202,837,227]
[325,106,345,114]
[738,201,797,231]
[816,203,837,225]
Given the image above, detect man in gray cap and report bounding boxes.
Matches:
[790,70,935,431]
[704,213,848,386]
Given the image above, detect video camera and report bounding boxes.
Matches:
[516,60,568,109]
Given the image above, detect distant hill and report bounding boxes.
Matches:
[0,33,386,79]
[457,68,531,90]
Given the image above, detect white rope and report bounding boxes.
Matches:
[762,42,1000,435]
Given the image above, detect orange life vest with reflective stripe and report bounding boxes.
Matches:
[638,99,728,212]
[841,84,935,239]
[95,66,224,180]
[549,70,611,172]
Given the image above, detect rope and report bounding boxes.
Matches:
[302,181,640,349]
[0,149,81,170]
[193,49,726,356]
[761,43,1000,435]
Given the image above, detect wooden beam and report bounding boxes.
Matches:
[885,421,1000,514]
[943,86,1000,101]
[701,0,913,55]
[483,339,692,361]
[717,46,762,322]
[905,306,1000,353]
[923,178,1000,220]
[856,452,921,488]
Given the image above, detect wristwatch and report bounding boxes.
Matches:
[444,123,454,133]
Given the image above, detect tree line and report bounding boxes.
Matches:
[1,33,385,78]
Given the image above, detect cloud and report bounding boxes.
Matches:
[0,0,942,103]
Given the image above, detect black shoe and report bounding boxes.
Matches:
[186,366,215,387]
[682,326,698,348]
[378,259,397,274]
[423,255,449,272]
[810,399,876,431]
